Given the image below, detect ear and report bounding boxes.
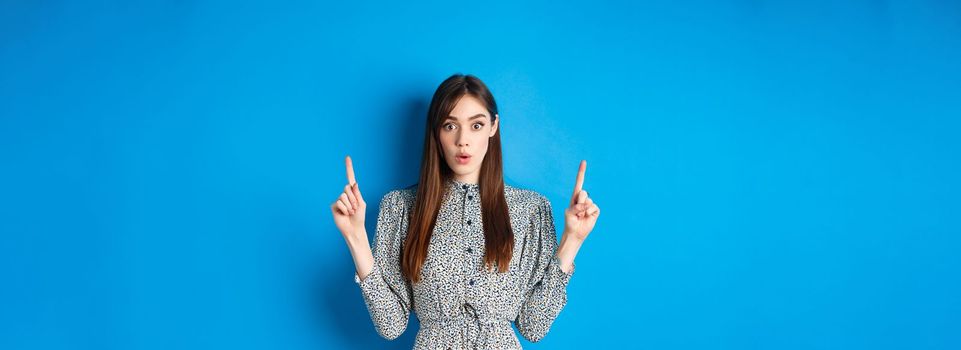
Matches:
[490,114,499,137]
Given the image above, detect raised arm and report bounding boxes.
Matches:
[556,160,600,273]
[330,155,374,279]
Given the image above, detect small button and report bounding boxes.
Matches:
[467,195,473,200]
[462,185,467,190]
[466,220,472,225]
[467,248,473,253]
[469,279,475,286]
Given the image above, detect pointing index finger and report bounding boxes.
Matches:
[345,155,356,185]
[572,160,586,202]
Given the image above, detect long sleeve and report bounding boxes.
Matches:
[515,195,575,343]
[357,190,413,340]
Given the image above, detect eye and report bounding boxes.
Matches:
[472,123,484,130]
[443,123,457,131]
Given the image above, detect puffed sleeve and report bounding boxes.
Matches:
[515,195,575,343]
[356,190,413,340]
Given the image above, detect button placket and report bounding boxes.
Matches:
[460,183,474,290]
[463,184,478,292]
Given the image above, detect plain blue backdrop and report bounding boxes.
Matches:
[2,0,960,349]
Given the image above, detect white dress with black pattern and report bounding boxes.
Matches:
[356,178,574,349]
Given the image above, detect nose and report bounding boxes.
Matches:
[455,130,468,147]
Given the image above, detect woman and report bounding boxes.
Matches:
[331,74,600,349]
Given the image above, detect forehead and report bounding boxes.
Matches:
[448,95,489,120]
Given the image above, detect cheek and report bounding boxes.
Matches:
[475,134,491,154]
[438,134,455,155]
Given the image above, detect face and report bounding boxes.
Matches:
[438,95,499,184]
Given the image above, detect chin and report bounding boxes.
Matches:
[450,166,475,176]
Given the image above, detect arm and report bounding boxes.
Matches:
[355,191,413,340]
[516,160,601,342]
[331,156,411,340]
[516,197,574,343]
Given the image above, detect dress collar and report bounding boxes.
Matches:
[445,177,480,192]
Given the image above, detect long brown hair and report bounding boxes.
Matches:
[401,74,514,283]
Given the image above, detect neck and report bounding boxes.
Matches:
[452,172,480,184]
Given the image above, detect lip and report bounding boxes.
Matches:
[455,153,471,165]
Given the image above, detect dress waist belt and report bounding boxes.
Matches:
[419,304,512,349]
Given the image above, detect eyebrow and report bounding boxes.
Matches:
[444,114,488,121]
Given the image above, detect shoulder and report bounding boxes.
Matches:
[380,185,417,209]
[504,185,556,241]
[505,183,551,209]
[373,186,417,243]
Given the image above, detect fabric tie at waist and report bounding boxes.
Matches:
[420,304,511,349]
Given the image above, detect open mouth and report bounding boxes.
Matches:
[456,154,471,165]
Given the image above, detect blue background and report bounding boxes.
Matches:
[2,0,960,349]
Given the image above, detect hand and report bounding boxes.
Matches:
[331,155,367,242]
[563,160,600,242]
